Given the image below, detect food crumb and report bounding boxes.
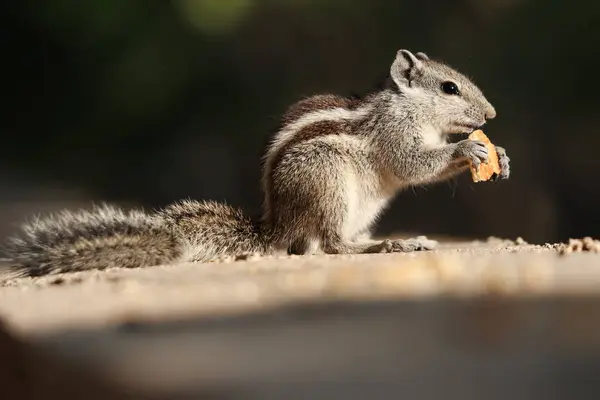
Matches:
[486,236,529,247]
[557,237,600,255]
[515,237,528,246]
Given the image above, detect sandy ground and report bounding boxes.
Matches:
[2,237,600,399]
[1,237,599,336]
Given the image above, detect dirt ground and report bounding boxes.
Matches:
[1,236,599,336]
[1,236,600,399]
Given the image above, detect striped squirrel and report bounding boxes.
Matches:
[3,49,510,277]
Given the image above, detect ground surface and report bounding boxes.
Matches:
[1,237,600,399]
[0,237,598,335]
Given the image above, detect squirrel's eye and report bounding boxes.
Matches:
[441,81,460,95]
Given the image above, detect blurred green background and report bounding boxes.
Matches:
[2,0,599,243]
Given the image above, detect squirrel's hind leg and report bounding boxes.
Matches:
[323,223,438,255]
[319,216,393,254]
[288,237,319,255]
[388,236,438,252]
[321,232,392,254]
[322,236,438,254]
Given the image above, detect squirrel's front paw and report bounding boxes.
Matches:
[455,140,489,169]
[494,146,510,180]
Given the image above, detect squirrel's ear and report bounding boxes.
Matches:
[390,49,424,89]
[415,52,430,61]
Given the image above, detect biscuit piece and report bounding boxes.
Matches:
[468,130,501,182]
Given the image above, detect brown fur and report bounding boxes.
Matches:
[264,119,350,225]
[281,95,354,125]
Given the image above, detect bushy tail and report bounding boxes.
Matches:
[159,199,272,262]
[3,204,182,277]
[3,200,272,277]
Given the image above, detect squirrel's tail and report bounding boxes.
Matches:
[3,200,271,277]
[3,204,183,277]
[159,199,272,262]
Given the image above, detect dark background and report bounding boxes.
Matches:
[1,0,599,244]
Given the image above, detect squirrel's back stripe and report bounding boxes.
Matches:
[261,95,373,226]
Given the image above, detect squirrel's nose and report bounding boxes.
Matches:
[485,106,497,120]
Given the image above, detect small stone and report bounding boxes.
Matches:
[515,237,528,246]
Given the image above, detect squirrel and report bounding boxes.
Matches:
[2,49,510,277]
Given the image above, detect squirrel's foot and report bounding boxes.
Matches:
[494,146,511,180]
[210,251,262,263]
[366,236,438,253]
[391,236,438,252]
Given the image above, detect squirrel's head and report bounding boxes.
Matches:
[389,49,496,134]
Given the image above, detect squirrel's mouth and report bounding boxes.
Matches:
[446,127,478,135]
[447,122,485,135]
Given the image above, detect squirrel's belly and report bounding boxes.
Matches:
[353,196,389,236]
[343,170,389,238]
